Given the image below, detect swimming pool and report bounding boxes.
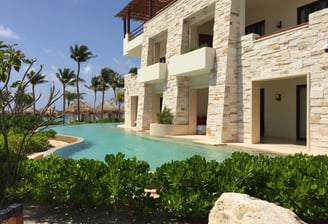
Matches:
[49,123,240,170]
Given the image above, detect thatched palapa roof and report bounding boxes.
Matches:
[65,101,94,113]
[95,100,119,114]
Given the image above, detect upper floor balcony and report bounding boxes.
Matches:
[137,62,167,84]
[168,47,216,77]
[123,24,143,57]
[116,0,178,57]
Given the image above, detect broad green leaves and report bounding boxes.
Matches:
[7,152,328,223]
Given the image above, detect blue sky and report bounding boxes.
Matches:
[0,0,140,110]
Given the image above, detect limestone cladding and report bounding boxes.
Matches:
[239,9,328,149]
[124,73,143,129]
[206,0,240,142]
[139,0,218,127]
[124,0,328,150]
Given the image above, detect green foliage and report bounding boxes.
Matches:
[156,152,328,223]
[156,106,174,124]
[0,129,55,154]
[9,153,153,217]
[128,67,138,74]
[7,152,328,223]
[41,129,57,138]
[155,156,220,222]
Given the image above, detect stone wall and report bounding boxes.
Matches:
[239,9,328,148]
[141,0,217,125]
[123,0,328,150]
[207,0,240,142]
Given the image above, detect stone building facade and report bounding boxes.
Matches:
[117,0,328,151]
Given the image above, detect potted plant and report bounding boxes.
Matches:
[157,106,174,124]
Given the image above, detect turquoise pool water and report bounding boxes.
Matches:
[49,123,240,170]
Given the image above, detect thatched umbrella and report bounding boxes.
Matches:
[23,107,35,115]
[41,107,60,117]
[65,101,94,122]
[23,107,41,116]
[95,100,119,114]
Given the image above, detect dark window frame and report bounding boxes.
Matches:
[245,20,265,36]
[297,0,328,24]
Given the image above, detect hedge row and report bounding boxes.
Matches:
[8,152,328,223]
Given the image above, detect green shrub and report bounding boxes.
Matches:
[7,152,328,223]
[155,155,220,222]
[41,129,57,138]
[157,106,174,124]
[9,153,153,217]
[217,152,328,224]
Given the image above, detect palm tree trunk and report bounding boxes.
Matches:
[76,62,81,121]
[93,90,96,112]
[101,89,105,119]
[112,87,117,106]
[63,86,66,124]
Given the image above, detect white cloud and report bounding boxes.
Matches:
[0,25,20,40]
[51,65,58,71]
[82,64,93,76]
[44,48,65,59]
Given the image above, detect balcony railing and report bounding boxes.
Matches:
[128,23,144,41]
[168,47,216,77]
[137,62,167,84]
[256,23,308,40]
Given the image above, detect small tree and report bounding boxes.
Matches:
[0,41,61,208]
[157,106,174,124]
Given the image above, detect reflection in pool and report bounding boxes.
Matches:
[49,123,240,170]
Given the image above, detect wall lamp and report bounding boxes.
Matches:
[275,93,281,101]
[276,21,282,29]
[324,40,328,53]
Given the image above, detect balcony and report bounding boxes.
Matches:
[168,47,216,77]
[137,63,167,84]
[123,32,143,57]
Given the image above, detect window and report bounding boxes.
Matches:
[199,34,213,47]
[245,20,265,36]
[298,0,328,24]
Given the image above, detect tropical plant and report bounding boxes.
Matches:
[99,68,112,119]
[27,69,48,115]
[108,72,124,106]
[85,75,101,111]
[0,41,60,207]
[56,68,77,123]
[116,89,124,118]
[128,67,138,74]
[65,91,77,106]
[157,106,174,124]
[69,44,95,121]
[7,152,328,223]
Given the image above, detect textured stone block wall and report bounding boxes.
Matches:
[239,9,328,149]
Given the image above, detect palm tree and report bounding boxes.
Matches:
[70,44,95,121]
[116,89,124,118]
[56,68,77,123]
[99,68,111,119]
[85,75,101,111]
[65,91,78,107]
[65,91,85,108]
[108,72,124,106]
[27,70,48,115]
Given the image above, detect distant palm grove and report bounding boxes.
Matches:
[28,44,126,123]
